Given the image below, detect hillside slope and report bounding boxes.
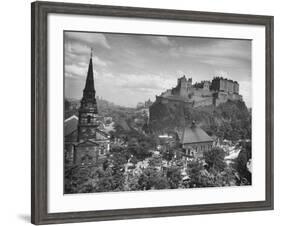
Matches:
[149,100,251,141]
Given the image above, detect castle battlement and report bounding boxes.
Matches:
[157,76,242,107]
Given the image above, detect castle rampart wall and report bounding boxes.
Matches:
[157,76,242,108]
[193,97,214,108]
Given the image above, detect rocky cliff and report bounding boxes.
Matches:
[149,99,251,141]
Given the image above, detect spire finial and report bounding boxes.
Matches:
[90,47,93,59]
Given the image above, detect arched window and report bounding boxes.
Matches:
[87,115,91,123]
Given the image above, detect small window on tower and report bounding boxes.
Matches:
[87,115,91,123]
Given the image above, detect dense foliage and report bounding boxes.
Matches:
[64,98,252,194]
[203,147,226,172]
[149,99,251,141]
[233,142,252,185]
[65,143,251,193]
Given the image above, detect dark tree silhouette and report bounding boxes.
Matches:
[203,147,226,172]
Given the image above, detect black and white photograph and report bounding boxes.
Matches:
[64,31,252,194]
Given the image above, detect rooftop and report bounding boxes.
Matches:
[181,123,213,144]
[64,115,78,136]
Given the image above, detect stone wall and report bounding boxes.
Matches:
[193,97,214,108]
[183,141,213,158]
[211,77,239,94]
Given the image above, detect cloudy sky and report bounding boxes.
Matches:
[64,31,252,107]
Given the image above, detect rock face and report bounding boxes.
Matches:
[149,99,251,141]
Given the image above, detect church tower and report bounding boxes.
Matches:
[77,49,99,142]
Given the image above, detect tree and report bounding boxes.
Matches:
[204,147,226,172]
[186,160,222,188]
[138,168,169,190]
[90,166,125,192]
[64,164,101,194]
[166,167,182,189]
[110,146,130,163]
[127,138,152,161]
[186,160,235,188]
[234,142,252,185]
[162,147,174,161]
[64,99,71,111]
[148,155,162,168]
[186,161,205,187]
[108,152,127,174]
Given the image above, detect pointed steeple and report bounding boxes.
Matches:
[80,48,98,113]
[83,48,95,95]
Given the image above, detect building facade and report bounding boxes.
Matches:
[211,77,239,94]
[180,122,213,158]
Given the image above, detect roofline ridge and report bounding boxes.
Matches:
[64,114,78,122]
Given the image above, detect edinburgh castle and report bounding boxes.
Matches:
[155,76,242,108]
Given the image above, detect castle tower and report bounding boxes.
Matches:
[177,76,188,89]
[187,78,192,88]
[77,48,99,142]
[177,75,188,97]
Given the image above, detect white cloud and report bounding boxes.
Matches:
[168,39,251,63]
[65,32,111,49]
[92,56,107,67]
[65,64,87,78]
[64,40,108,79]
[95,72,176,95]
[65,41,89,56]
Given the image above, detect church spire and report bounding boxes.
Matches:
[83,48,95,94]
[80,48,97,113]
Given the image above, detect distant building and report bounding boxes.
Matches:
[136,99,153,123]
[144,99,153,108]
[64,49,110,165]
[211,77,239,94]
[155,75,242,108]
[180,122,213,158]
[136,99,153,109]
[136,102,145,109]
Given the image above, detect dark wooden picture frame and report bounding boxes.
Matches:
[31,1,274,225]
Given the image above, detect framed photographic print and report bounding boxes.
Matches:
[31,1,274,225]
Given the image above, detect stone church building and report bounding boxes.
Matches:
[64,50,110,165]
